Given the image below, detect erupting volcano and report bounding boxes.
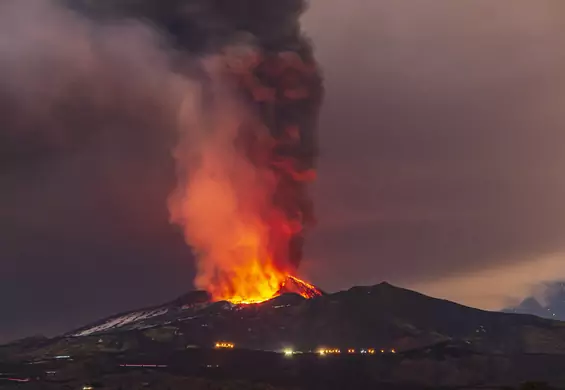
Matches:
[166,1,324,305]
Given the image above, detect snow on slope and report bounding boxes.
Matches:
[69,284,316,337]
[73,308,169,336]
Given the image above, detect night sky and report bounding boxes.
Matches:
[2,0,565,342]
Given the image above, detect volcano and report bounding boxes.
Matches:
[67,276,323,338]
[36,281,565,358]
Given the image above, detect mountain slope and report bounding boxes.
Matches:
[6,282,565,361]
[7,282,565,387]
[51,282,565,355]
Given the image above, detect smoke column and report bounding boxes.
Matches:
[62,0,324,302]
[166,1,323,302]
[114,0,323,302]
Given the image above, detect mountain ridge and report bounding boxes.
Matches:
[7,281,565,387]
[10,281,558,355]
[5,281,565,358]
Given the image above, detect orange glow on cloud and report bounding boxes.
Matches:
[411,253,565,310]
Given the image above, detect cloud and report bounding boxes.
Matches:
[411,253,565,310]
[302,0,565,307]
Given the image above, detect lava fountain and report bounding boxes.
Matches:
[168,1,323,305]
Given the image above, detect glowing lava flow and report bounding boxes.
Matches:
[208,241,321,305]
[213,259,288,305]
[223,273,321,305]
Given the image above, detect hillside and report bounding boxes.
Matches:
[5,282,565,359]
[6,283,565,387]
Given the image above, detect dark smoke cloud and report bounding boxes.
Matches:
[69,0,307,52]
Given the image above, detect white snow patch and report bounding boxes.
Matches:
[73,308,168,336]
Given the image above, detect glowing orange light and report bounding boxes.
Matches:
[214,342,235,349]
[168,144,320,305]
[319,348,340,354]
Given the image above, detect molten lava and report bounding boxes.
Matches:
[221,274,322,305]
[198,222,321,305]
[211,251,288,305]
[222,274,319,305]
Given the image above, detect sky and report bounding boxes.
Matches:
[2,0,565,342]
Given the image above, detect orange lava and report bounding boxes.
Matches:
[282,275,322,299]
[212,253,288,305]
[223,274,319,305]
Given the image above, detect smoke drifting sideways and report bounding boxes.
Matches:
[1,0,323,303]
[0,0,189,172]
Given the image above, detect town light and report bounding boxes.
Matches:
[214,341,234,349]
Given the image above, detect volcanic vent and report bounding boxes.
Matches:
[172,276,323,307]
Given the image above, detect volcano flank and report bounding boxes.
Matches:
[14,281,565,357]
[8,283,565,387]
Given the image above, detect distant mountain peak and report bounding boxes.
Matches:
[376,281,401,289]
[520,297,544,310]
[503,281,565,320]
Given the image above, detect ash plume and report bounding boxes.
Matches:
[156,0,324,299]
[2,0,323,301]
[74,0,324,275]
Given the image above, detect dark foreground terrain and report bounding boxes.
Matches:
[1,347,564,390]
